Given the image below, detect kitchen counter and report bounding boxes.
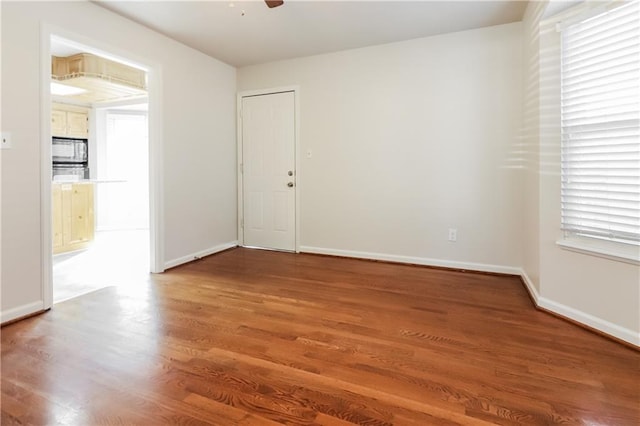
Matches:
[52,179,126,184]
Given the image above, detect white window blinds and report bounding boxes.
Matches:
[560,1,640,245]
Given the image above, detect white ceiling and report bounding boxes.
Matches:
[93,0,529,68]
[50,39,85,57]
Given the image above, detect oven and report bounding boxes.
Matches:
[52,164,89,181]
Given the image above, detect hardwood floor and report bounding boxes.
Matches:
[2,248,639,425]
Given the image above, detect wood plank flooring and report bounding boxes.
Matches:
[2,248,639,425]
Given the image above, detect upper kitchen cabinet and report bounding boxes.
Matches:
[51,103,89,138]
[51,108,67,137]
[51,53,147,104]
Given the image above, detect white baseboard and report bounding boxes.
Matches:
[520,269,639,347]
[298,248,640,347]
[519,268,540,301]
[299,245,522,275]
[164,241,238,270]
[538,296,639,347]
[1,301,45,324]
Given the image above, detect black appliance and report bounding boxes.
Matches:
[52,137,89,180]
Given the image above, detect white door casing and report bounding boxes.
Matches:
[39,28,164,316]
[241,91,296,251]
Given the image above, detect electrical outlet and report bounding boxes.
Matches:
[1,132,11,149]
[448,228,457,242]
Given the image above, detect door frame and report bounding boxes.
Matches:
[237,86,300,252]
[40,24,165,310]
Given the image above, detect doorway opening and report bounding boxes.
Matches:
[49,36,152,303]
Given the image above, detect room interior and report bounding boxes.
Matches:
[1,0,638,424]
[52,78,151,302]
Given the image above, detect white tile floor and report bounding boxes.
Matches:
[53,229,150,303]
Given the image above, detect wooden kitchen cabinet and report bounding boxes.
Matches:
[51,109,67,137]
[51,103,89,138]
[66,111,89,138]
[52,53,146,90]
[52,184,64,251]
[53,182,95,254]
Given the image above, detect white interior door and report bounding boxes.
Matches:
[242,91,296,251]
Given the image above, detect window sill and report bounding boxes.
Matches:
[556,238,640,266]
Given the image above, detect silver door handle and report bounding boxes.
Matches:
[287,182,294,187]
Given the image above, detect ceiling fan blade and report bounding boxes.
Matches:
[265,0,284,8]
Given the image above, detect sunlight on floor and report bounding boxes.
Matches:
[53,229,150,303]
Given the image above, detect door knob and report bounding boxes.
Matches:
[287,182,294,187]
[288,170,293,176]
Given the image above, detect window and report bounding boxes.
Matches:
[559,1,640,261]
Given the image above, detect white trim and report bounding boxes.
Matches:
[300,247,640,347]
[556,238,640,265]
[239,86,300,99]
[520,268,639,347]
[299,246,521,275]
[236,93,244,246]
[1,301,46,324]
[164,241,238,270]
[40,24,165,311]
[294,88,301,253]
[237,86,301,253]
[539,295,640,347]
[41,25,54,310]
[519,268,540,302]
[147,65,164,273]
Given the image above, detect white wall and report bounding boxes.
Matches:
[521,0,639,346]
[0,1,237,321]
[3,0,634,346]
[521,1,546,294]
[238,23,524,273]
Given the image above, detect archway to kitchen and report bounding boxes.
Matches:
[46,34,160,304]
